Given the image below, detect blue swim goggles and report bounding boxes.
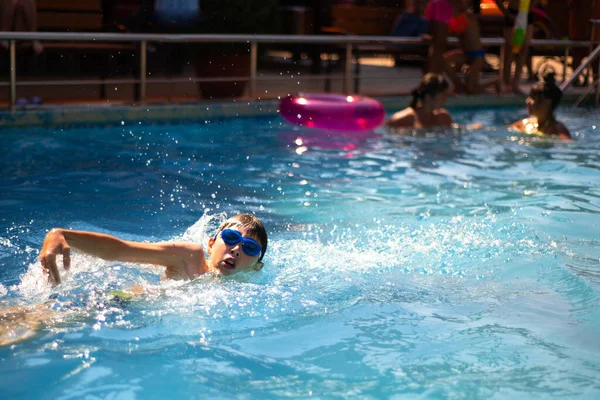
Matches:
[218,229,262,257]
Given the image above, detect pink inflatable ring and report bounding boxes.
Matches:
[279,93,385,132]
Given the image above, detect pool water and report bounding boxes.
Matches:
[1,106,599,398]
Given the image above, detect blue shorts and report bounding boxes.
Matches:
[465,49,486,60]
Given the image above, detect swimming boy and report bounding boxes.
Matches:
[40,213,268,284]
[1,213,267,346]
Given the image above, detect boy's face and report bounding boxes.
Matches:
[207,225,264,276]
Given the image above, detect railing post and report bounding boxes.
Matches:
[593,23,600,106]
[499,41,505,88]
[596,53,600,106]
[250,41,257,100]
[344,43,352,94]
[10,40,16,110]
[139,40,147,104]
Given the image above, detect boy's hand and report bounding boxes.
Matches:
[40,229,70,284]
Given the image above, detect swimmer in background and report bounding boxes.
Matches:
[386,72,453,129]
[509,72,571,139]
[443,3,501,94]
[0,213,268,345]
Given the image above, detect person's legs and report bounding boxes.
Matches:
[525,53,534,80]
[0,0,18,49]
[0,302,58,346]
[13,0,43,54]
[510,23,533,93]
[502,26,514,90]
[13,0,27,31]
[465,57,483,93]
[0,0,18,30]
[428,20,450,74]
[465,57,501,94]
[443,49,467,92]
[569,0,593,85]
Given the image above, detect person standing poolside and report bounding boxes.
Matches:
[424,0,465,74]
[40,213,268,283]
[509,72,571,139]
[443,5,501,94]
[386,72,453,129]
[494,0,537,93]
[0,0,43,54]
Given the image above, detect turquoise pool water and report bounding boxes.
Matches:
[1,106,599,398]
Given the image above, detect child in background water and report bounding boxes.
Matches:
[386,72,452,129]
[509,72,571,139]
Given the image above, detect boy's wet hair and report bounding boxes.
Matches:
[410,73,449,108]
[216,214,268,261]
[530,71,563,110]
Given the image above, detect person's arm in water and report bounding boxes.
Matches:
[386,108,416,128]
[508,118,527,131]
[40,229,208,284]
[508,118,572,140]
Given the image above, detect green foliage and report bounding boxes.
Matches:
[198,0,282,34]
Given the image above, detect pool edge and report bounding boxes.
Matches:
[0,93,588,129]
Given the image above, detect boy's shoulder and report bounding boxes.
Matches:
[172,242,205,252]
[157,242,206,258]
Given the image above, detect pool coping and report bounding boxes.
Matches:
[0,93,589,129]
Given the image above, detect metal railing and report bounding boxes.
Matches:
[0,31,596,109]
[560,20,600,106]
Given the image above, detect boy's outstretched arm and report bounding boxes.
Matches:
[40,229,207,284]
